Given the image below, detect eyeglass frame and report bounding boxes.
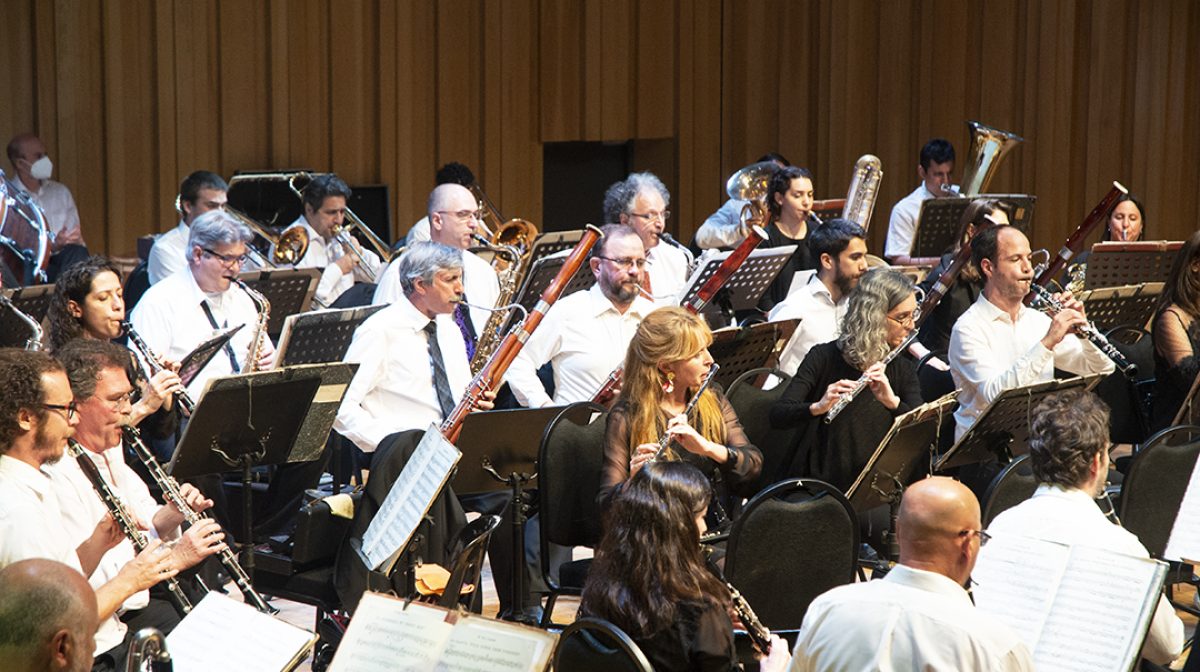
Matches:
[201,247,248,267]
[42,401,78,421]
[435,209,484,222]
[887,311,917,327]
[960,529,991,546]
[627,210,671,223]
[596,255,648,270]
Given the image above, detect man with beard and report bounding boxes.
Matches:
[602,172,688,306]
[948,226,1113,440]
[505,225,656,407]
[0,350,177,671]
[768,219,869,376]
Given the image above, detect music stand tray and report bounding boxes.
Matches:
[709,319,800,390]
[912,194,1036,258]
[275,305,385,366]
[1078,283,1163,333]
[1084,241,1182,290]
[935,374,1103,472]
[0,283,52,347]
[676,246,795,315]
[237,268,321,337]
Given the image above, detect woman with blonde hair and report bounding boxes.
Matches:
[600,306,761,503]
[770,268,923,491]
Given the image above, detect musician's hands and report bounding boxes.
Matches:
[665,414,724,460]
[334,251,357,274]
[1041,292,1089,350]
[54,225,84,249]
[156,483,215,533]
[472,389,497,412]
[629,443,658,477]
[255,339,277,370]
[122,539,179,592]
[135,368,184,416]
[171,519,227,571]
[89,514,125,553]
[811,379,858,416]
[864,362,900,410]
[758,635,793,672]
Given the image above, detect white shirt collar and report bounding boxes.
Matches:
[0,454,54,501]
[884,564,973,607]
[583,283,656,320]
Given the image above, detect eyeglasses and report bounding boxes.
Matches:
[597,256,648,270]
[960,529,991,547]
[201,247,248,267]
[628,210,670,223]
[42,401,78,421]
[887,311,916,327]
[436,209,484,222]
[103,393,134,410]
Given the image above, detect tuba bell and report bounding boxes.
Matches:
[957,121,1024,197]
[725,161,779,236]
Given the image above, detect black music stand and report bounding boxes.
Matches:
[274,305,385,365]
[935,375,1102,472]
[1077,283,1164,333]
[169,364,351,577]
[0,283,52,347]
[680,246,795,326]
[227,170,312,228]
[912,194,1036,258]
[511,253,595,328]
[527,229,584,263]
[847,393,958,563]
[709,319,800,391]
[451,405,568,623]
[236,268,321,337]
[1084,241,1182,290]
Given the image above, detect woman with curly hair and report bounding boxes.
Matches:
[600,307,762,505]
[581,460,791,671]
[769,268,923,491]
[1151,230,1200,431]
[758,166,818,312]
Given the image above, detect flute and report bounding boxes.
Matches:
[653,363,719,462]
[823,331,919,424]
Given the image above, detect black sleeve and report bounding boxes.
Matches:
[770,344,831,428]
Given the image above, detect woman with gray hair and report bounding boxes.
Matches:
[768,268,923,491]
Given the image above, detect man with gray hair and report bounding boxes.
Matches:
[131,209,275,400]
[603,172,688,305]
[0,558,99,672]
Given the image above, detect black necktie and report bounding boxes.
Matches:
[424,321,456,419]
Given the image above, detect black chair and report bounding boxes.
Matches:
[915,351,958,452]
[724,478,858,631]
[725,367,801,495]
[439,514,501,609]
[552,617,654,672]
[1098,325,1156,444]
[122,260,152,314]
[537,402,609,627]
[980,454,1037,526]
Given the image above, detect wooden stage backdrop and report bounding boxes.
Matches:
[2,0,1198,258]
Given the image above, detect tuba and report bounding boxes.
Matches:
[957,121,1024,197]
[841,154,883,230]
[725,161,778,237]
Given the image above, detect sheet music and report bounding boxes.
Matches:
[362,424,461,570]
[438,618,556,671]
[972,533,1068,648]
[328,594,455,672]
[166,593,315,672]
[1164,452,1200,562]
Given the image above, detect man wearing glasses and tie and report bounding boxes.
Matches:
[603,172,688,306]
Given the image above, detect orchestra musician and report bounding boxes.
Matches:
[885,138,955,267]
[5,133,89,281]
[693,153,790,251]
[1150,230,1200,431]
[402,162,476,245]
[580,461,791,672]
[769,268,922,492]
[948,226,1115,440]
[0,558,100,672]
[603,172,688,305]
[504,224,655,407]
[275,173,381,308]
[1062,192,1146,287]
[147,171,229,285]
[600,307,762,504]
[758,166,819,312]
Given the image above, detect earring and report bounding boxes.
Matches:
[662,371,675,394]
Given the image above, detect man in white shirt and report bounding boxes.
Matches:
[694,153,790,250]
[985,391,1184,666]
[0,558,100,671]
[791,476,1034,671]
[505,224,655,407]
[949,226,1115,440]
[403,162,477,245]
[884,138,955,266]
[0,349,179,671]
[275,173,382,307]
[147,171,229,285]
[768,220,868,375]
[603,172,689,305]
[5,132,89,281]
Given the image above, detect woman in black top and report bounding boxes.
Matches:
[1151,230,1200,430]
[770,268,923,492]
[758,166,818,313]
[581,461,790,672]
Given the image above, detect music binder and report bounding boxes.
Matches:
[1084,240,1182,291]
[1077,282,1163,334]
[1163,447,1200,564]
[177,324,243,387]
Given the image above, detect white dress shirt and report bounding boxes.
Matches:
[645,242,690,306]
[6,176,80,239]
[505,284,655,407]
[0,455,126,656]
[129,268,265,400]
[986,485,1185,665]
[884,183,937,259]
[768,272,846,376]
[790,564,1034,672]
[949,293,1115,439]
[372,249,500,338]
[406,216,431,244]
[274,217,381,307]
[334,295,470,453]
[147,220,190,285]
[694,199,750,250]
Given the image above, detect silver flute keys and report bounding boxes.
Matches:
[653,363,719,462]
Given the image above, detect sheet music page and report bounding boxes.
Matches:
[362,424,462,570]
[1164,453,1200,562]
[1033,546,1166,672]
[437,617,557,672]
[328,594,455,672]
[166,593,315,672]
[972,533,1070,650]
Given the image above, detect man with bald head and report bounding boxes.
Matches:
[790,476,1033,671]
[0,558,98,672]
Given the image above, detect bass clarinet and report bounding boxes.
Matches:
[122,425,276,613]
[66,439,193,614]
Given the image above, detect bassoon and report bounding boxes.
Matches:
[1025,181,1127,304]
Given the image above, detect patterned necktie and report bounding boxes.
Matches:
[424,321,456,419]
[453,302,477,360]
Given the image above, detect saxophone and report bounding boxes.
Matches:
[468,234,526,375]
[841,154,883,230]
[126,628,172,672]
[233,279,271,373]
[0,294,43,350]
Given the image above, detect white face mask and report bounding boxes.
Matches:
[29,156,53,181]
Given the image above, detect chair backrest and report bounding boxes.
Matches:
[725,478,858,631]
[553,617,654,672]
[122,260,152,313]
[538,402,608,549]
[439,514,501,609]
[1120,424,1200,557]
[981,454,1037,527]
[725,367,802,495]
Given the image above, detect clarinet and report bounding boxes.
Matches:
[122,425,276,613]
[1025,282,1136,378]
[653,363,719,461]
[66,439,193,614]
[121,321,195,415]
[703,547,771,654]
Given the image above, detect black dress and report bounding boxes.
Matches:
[916,251,983,355]
[757,222,816,313]
[768,341,922,492]
[1151,308,1200,431]
[633,602,739,672]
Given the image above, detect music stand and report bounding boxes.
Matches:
[275,305,385,366]
[1084,241,1182,290]
[451,405,568,622]
[708,319,800,391]
[676,246,795,324]
[847,393,958,562]
[169,363,352,577]
[912,194,1036,258]
[236,268,321,337]
[1077,283,1163,333]
[527,229,584,264]
[935,374,1103,472]
[0,283,52,347]
[811,198,845,223]
[511,253,595,329]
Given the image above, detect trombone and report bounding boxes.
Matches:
[468,181,538,274]
[173,194,309,268]
[285,173,394,283]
